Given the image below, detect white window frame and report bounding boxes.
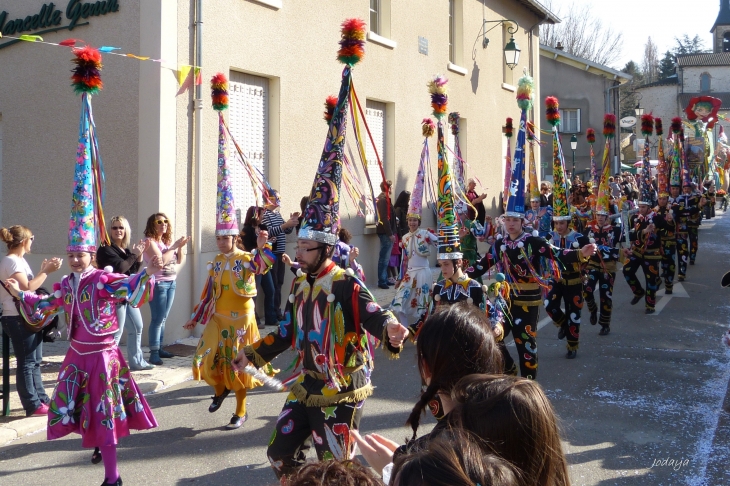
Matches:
[365,100,387,226]
[367,0,395,48]
[447,0,465,73]
[228,72,269,218]
[559,108,581,134]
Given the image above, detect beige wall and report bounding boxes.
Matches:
[682,66,730,93]
[0,0,548,345]
[634,84,681,136]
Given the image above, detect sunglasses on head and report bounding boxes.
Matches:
[156,219,169,225]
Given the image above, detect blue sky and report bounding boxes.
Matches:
[544,0,719,69]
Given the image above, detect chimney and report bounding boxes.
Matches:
[556,42,564,50]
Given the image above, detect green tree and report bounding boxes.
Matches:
[673,34,708,55]
[658,51,676,80]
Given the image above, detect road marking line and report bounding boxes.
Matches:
[653,282,689,315]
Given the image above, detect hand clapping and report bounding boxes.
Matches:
[145,255,164,276]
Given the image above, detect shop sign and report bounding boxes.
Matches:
[0,0,120,50]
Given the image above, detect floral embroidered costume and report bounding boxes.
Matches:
[189,247,274,419]
[18,269,158,446]
[242,22,404,479]
[391,228,438,326]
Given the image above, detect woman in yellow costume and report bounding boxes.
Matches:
[183,73,275,428]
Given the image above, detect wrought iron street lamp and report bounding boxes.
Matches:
[472,18,521,69]
[570,134,578,178]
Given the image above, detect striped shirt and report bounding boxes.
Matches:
[261,209,292,254]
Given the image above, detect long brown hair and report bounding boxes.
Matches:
[0,225,32,251]
[143,213,172,245]
[448,374,571,486]
[391,430,519,486]
[406,303,503,441]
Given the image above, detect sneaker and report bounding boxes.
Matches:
[226,413,248,429]
[630,292,645,305]
[378,284,389,290]
[645,308,655,315]
[209,388,231,413]
[598,327,610,336]
[30,403,49,416]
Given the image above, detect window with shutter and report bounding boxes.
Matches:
[228,72,269,219]
[365,100,386,225]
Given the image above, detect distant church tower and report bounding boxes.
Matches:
[712,0,730,52]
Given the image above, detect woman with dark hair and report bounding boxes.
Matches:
[391,431,519,486]
[352,303,503,476]
[448,374,571,486]
[244,206,278,328]
[393,190,411,238]
[288,460,385,486]
[0,225,62,416]
[143,212,190,365]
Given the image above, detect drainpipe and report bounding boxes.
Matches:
[192,0,203,331]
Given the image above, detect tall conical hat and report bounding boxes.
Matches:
[407,119,435,219]
[502,117,513,213]
[655,118,669,198]
[670,117,683,187]
[430,75,461,259]
[586,128,597,188]
[299,19,365,245]
[210,74,239,236]
[595,115,615,215]
[546,96,570,221]
[68,46,109,253]
[638,114,654,205]
[527,121,540,202]
[505,74,533,217]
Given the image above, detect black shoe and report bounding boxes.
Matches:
[378,284,389,289]
[159,349,176,359]
[665,288,673,295]
[645,308,655,315]
[630,292,645,305]
[590,311,597,325]
[599,327,610,336]
[277,313,286,321]
[557,326,566,340]
[101,476,122,486]
[565,350,577,359]
[91,447,102,464]
[690,261,695,265]
[226,413,248,429]
[209,388,231,413]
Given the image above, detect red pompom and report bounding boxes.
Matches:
[545,96,560,127]
[586,128,596,144]
[655,118,663,136]
[641,114,654,136]
[503,117,513,138]
[603,114,616,139]
[671,117,683,134]
[323,95,338,123]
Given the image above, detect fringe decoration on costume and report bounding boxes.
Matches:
[422,118,436,138]
[324,95,338,123]
[210,73,228,111]
[428,75,448,120]
[641,114,654,136]
[337,18,366,66]
[545,96,560,127]
[516,74,534,112]
[586,128,596,144]
[603,114,616,138]
[71,46,102,95]
[504,117,514,138]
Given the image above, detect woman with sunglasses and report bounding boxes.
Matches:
[97,216,155,371]
[0,226,62,416]
[143,213,190,365]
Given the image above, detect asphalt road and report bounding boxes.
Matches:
[2,211,730,486]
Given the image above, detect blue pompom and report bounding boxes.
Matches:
[495,273,506,282]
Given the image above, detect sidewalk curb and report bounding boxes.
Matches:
[0,366,193,447]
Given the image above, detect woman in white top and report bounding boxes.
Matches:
[143,213,189,365]
[0,225,62,415]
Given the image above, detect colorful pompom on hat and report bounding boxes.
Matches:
[68,46,109,252]
[299,19,365,245]
[546,96,571,221]
[505,74,533,218]
[211,73,239,236]
[429,75,461,259]
[407,118,435,220]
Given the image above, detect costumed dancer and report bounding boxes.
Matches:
[623,115,666,314]
[4,47,159,486]
[544,118,591,359]
[652,119,677,294]
[524,121,552,238]
[390,119,439,330]
[231,20,409,480]
[502,117,513,212]
[584,115,621,336]
[676,117,704,268]
[669,118,691,281]
[183,74,276,430]
[418,77,503,339]
[469,88,596,379]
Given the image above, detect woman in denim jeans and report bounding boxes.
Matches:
[0,225,62,415]
[143,213,189,365]
[97,216,155,371]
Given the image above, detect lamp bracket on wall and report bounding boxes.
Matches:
[471,18,520,69]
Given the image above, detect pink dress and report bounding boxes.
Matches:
[18,267,158,448]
